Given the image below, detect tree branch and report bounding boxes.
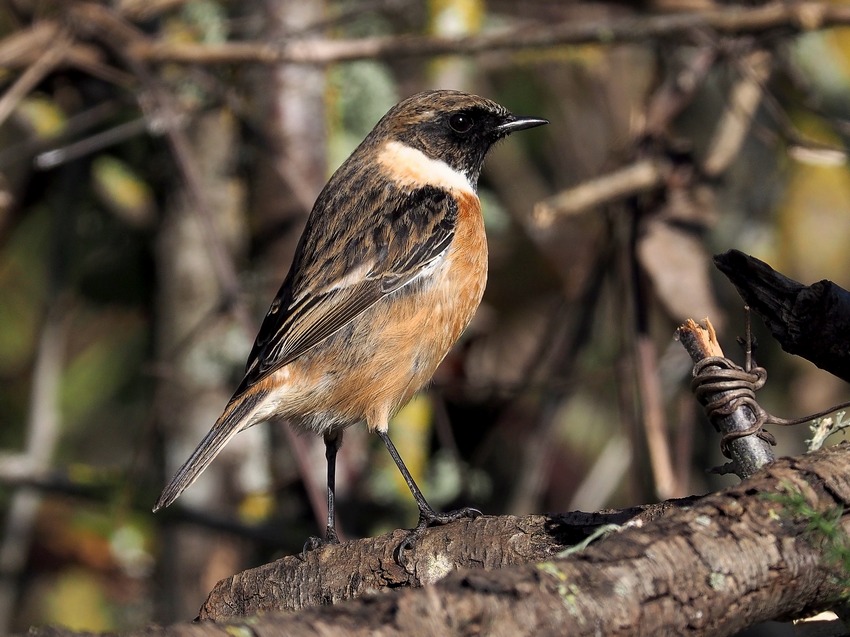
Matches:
[66,3,850,67]
[199,502,692,620]
[23,444,850,636]
[192,443,850,635]
[533,158,672,225]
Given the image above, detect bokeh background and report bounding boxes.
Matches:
[3,0,850,630]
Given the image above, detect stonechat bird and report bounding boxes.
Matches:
[153,90,548,549]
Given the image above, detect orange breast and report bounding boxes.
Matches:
[429,191,488,352]
[361,191,487,428]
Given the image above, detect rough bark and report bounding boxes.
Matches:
[199,501,693,619]
[26,443,833,636]
[17,443,850,635]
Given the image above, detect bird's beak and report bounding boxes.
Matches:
[495,115,549,134]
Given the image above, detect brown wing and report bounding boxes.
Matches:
[238,185,458,391]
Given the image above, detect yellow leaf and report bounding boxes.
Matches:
[238,492,275,524]
[15,96,66,139]
[91,156,156,228]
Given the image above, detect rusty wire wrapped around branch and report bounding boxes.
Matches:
[678,317,850,480]
[677,318,775,478]
[690,356,776,458]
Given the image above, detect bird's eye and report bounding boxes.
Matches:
[449,113,474,134]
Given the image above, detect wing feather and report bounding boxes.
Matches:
[239,185,458,389]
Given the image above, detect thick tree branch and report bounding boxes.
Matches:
[125,4,850,65]
[187,443,850,635]
[22,444,850,636]
[199,502,693,620]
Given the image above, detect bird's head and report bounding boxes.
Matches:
[369,90,548,187]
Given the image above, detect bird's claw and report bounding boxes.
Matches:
[422,506,482,526]
[301,526,340,560]
[394,506,482,565]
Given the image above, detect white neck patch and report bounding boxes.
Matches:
[378,140,475,195]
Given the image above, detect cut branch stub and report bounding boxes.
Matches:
[677,318,775,478]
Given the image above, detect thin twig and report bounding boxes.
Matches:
[755,52,848,164]
[0,19,132,87]
[636,335,677,500]
[0,20,59,68]
[702,48,773,177]
[0,99,123,170]
[116,0,195,21]
[642,42,718,139]
[34,117,150,169]
[533,158,671,225]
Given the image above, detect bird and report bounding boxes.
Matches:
[153,89,548,550]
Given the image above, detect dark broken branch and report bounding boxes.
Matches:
[714,249,850,383]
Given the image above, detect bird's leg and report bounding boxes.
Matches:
[376,430,480,559]
[323,429,342,543]
[302,430,343,557]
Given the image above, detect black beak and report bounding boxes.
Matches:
[495,115,549,135]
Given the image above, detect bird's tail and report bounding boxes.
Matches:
[153,385,271,512]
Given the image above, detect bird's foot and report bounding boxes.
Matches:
[395,506,482,565]
[301,525,340,559]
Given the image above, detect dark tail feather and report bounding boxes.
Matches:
[153,387,270,512]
